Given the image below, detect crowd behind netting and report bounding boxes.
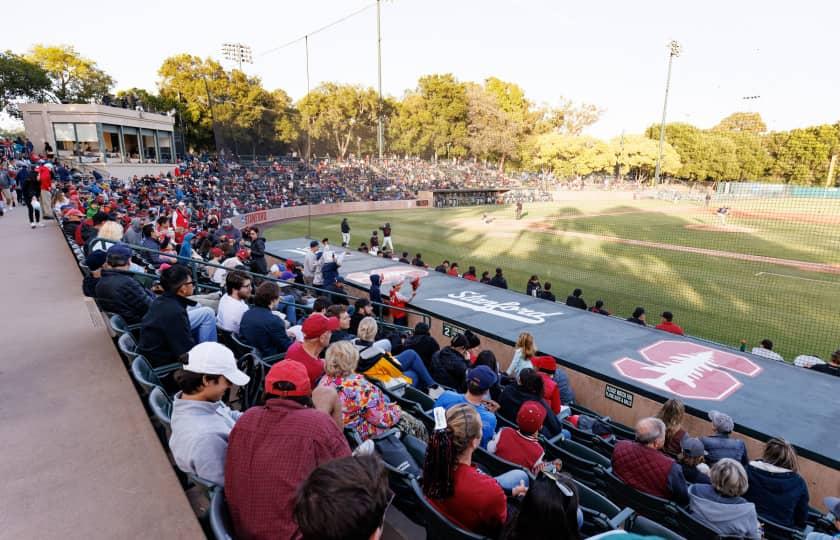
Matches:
[3,138,839,540]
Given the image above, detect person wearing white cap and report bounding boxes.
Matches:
[168,342,250,487]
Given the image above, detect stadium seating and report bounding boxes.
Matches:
[148,387,173,427]
[408,478,489,540]
[109,314,141,341]
[400,385,435,412]
[759,517,810,540]
[599,468,679,529]
[472,447,535,481]
[627,515,686,540]
[209,488,234,540]
[117,333,140,364]
[131,356,164,394]
[672,505,725,540]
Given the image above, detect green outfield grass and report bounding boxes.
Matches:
[265,199,840,361]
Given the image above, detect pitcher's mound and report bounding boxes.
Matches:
[685,224,755,233]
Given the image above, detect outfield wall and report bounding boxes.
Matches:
[240,200,421,229]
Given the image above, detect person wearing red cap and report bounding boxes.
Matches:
[284,313,340,386]
[225,360,350,540]
[489,400,560,473]
[531,356,563,415]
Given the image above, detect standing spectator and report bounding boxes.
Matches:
[169,342,250,486]
[744,438,810,529]
[23,164,42,228]
[389,276,415,327]
[404,322,440,367]
[293,456,390,540]
[489,267,508,289]
[589,299,610,315]
[526,275,542,297]
[379,222,393,251]
[216,271,252,335]
[751,339,784,362]
[810,350,840,377]
[224,360,350,540]
[302,240,320,285]
[284,314,339,387]
[239,281,293,358]
[679,437,711,485]
[170,201,190,242]
[340,217,350,247]
[423,404,529,538]
[537,282,556,301]
[701,411,749,467]
[430,332,473,392]
[434,365,499,448]
[506,332,536,376]
[369,273,383,314]
[656,311,685,335]
[565,288,587,310]
[138,264,217,369]
[657,398,688,456]
[369,230,379,253]
[35,160,53,219]
[688,459,761,539]
[611,417,689,504]
[245,227,268,275]
[626,306,646,325]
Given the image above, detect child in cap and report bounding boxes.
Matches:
[531,355,563,415]
[678,437,711,485]
[488,400,562,474]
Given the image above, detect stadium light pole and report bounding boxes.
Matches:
[653,40,681,186]
[376,0,384,160]
[222,43,253,71]
[305,35,312,162]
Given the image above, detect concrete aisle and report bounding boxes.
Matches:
[0,210,203,539]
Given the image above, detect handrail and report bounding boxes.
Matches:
[88,236,430,327]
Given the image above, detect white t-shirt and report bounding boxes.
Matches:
[216,294,249,334]
[751,347,784,362]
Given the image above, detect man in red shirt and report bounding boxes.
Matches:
[655,311,685,336]
[224,360,350,540]
[35,161,53,218]
[284,313,339,386]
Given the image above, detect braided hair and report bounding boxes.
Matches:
[422,404,482,500]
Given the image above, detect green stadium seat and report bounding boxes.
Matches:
[401,385,435,412]
[759,517,810,540]
[600,469,679,529]
[541,437,608,488]
[131,356,163,395]
[117,333,139,364]
[148,387,173,427]
[408,477,489,540]
[672,505,724,540]
[472,447,534,481]
[209,487,234,540]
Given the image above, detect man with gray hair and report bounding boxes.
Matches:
[701,410,749,467]
[611,416,689,504]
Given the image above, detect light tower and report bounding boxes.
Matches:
[653,40,681,186]
[222,43,253,71]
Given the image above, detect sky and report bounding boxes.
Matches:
[3,0,840,139]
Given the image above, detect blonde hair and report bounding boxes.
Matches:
[762,437,799,472]
[324,340,360,377]
[357,317,378,342]
[98,221,124,241]
[710,458,749,497]
[516,332,536,358]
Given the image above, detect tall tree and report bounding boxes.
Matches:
[0,51,50,115]
[612,134,681,180]
[297,83,380,159]
[713,112,767,133]
[27,45,113,103]
[465,83,520,168]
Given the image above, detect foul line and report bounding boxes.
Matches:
[753,272,840,285]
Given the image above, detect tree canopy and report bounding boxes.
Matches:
[27,45,113,104]
[0,51,51,115]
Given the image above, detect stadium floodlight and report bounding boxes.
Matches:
[653,40,681,186]
[222,43,253,71]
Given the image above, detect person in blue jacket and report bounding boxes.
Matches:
[744,437,810,529]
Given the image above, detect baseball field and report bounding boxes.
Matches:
[265,196,840,361]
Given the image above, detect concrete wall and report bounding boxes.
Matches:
[242,199,422,228]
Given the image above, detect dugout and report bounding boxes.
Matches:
[427,188,510,208]
[266,237,840,504]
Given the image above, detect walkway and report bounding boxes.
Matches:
[0,210,203,540]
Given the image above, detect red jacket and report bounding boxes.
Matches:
[389,288,408,319]
[494,428,544,471]
[36,165,52,191]
[612,440,674,498]
[538,372,562,414]
[430,463,507,537]
[655,321,685,335]
[225,399,350,540]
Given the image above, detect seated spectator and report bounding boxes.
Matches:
[526,275,541,296]
[589,299,610,315]
[434,260,449,273]
[354,317,436,391]
[349,298,373,335]
[293,455,391,540]
[501,472,582,540]
[239,281,293,358]
[744,437,809,529]
[423,404,529,537]
[810,349,840,377]
[701,410,749,467]
[225,360,350,540]
[434,366,498,448]
[448,262,460,277]
[488,267,508,289]
[611,417,688,504]
[398,251,410,264]
[285,314,339,386]
[531,355,563,415]
[751,339,784,362]
[655,311,685,335]
[656,398,688,456]
[169,342,250,486]
[626,306,646,325]
[430,331,473,391]
[565,288,587,310]
[319,341,426,441]
[480,271,491,284]
[95,244,155,325]
[506,331,536,377]
[463,266,478,281]
[216,271,252,334]
[404,322,440,367]
[805,497,840,540]
[537,281,556,301]
[688,458,761,539]
[472,350,504,401]
[138,264,217,369]
[552,361,575,405]
[206,247,225,284]
[679,437,711,485]
[326,304,354,342]
[61,208,84,237]
[499,368,567,440]
[411,253,425,267]
[489,400,550,472]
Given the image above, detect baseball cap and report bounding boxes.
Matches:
[210,247,223,258]
[824,497,840,519]
[106,243,132,264]
[531,355,557,374]
[183,342,250,386]
[65,208,83,218]
[680,437,707,458]
[269,263,281,274]
[264,360,311,397]
[466,365,498,392]
[236,248,249,260]
[517,400,547,434]
[708,410,735,433]
[309,240,319,248]
[302,313,340,339]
